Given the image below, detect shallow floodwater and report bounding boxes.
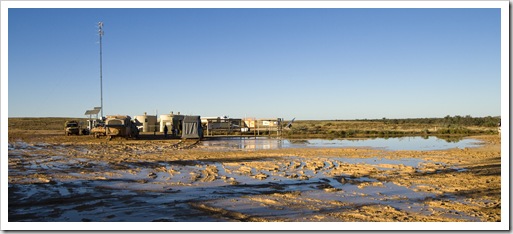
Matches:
[8,155,442,222]
[8,138,487,222]
[201,136,482,151]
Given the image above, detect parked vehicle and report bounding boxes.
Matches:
[90,124,106,138]
[104,115,139,140]
[64,120,80,136]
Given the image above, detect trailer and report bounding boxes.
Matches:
[104,115,139,140]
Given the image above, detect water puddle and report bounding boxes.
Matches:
[8,138,485,222]
[200,136,482,151]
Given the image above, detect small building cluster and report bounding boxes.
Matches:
[86,111,283,139]
[132,112,203,139]
[85,107,283,141]
[200,117,282,136]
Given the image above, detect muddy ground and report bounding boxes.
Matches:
[7,130,501,223]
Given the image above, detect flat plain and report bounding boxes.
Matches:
[7,118,501,222]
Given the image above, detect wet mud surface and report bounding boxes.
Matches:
[7,133,501,222]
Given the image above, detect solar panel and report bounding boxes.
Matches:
[84,109,101,115]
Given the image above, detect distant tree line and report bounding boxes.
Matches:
[357,115,501,128]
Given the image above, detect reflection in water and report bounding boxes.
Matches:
[201,136,482,151]
[201,137,285,150]
[435,135,465,143]
[288,139,310,145]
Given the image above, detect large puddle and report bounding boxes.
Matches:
[200,136,482,151]
[8,137,488,222]
[8,142,481,222]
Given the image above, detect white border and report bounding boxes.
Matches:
[499,3,510,231]
[0,1,509,9]
[2,220,511,231]
[1,0,509,231]
[1,0,9,231]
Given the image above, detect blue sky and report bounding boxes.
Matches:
[7,7,502,120]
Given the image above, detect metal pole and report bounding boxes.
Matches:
[98,22,104,119]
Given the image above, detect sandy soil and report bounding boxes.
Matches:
[7,130,501,222]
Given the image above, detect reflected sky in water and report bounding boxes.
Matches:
[201,136,482,151]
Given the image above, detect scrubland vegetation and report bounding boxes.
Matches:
[284,115,500,138]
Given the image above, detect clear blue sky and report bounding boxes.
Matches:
[7,7,502,120]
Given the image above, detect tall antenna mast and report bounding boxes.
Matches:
[98,21,104,119]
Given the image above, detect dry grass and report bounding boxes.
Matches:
[286,119,497,138]
[9,117,88,131]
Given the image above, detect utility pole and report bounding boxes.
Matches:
[98,22,104,119]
